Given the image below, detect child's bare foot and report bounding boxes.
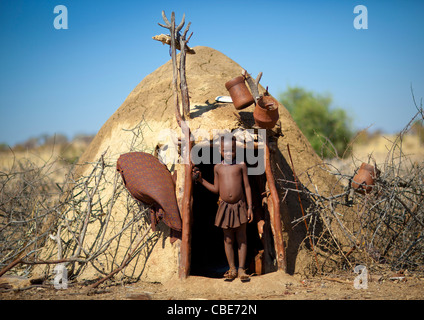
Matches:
[224,268,237,280]
[238,268,250,281]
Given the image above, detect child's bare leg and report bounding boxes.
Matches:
[223,228,237,277]
[235,223,249,279]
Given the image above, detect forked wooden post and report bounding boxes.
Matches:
[158,11,193,279]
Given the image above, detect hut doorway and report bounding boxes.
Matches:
[190,145,268,278]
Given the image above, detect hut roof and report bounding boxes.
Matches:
[77,45,332,193]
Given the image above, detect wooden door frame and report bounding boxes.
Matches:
[178,137,287,279]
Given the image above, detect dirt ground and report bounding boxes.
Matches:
[1,269,423,301]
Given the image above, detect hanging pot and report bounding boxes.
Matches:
[225,76,255,110]
[253,95,280,129]
[352,162,380,194]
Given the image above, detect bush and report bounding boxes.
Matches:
[279,86,353,158]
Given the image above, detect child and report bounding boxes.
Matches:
[193,135,253,280]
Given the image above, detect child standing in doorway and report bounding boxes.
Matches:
[193,134,253,280]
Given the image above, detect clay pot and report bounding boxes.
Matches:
[352,163,380,194]
[225,76,255,110]
[253,95,280,129]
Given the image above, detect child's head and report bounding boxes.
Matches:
[220,134,237,163]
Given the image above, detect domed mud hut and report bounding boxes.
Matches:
[27,15,349,285]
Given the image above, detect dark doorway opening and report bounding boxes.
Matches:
[190,146,265,278]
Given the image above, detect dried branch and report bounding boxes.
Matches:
[242,69,263,104]
[179,21,193,119]
[88,226,152,289]
[152,34,196,54]
[277,109,424,274]
[0,119,162,286]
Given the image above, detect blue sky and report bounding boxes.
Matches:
[1,0,423,146]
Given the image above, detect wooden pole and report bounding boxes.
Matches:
[158,11,193,279]
[177,16,194,279]
[178,133,193,279]
[265,135,287,272]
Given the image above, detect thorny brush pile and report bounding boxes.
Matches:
[289,106,424,276]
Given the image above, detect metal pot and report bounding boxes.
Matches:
[225,76,255,110]
[253,95,279,129]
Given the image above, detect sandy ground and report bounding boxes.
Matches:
[1,269,423,301]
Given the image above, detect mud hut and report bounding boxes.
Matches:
[32,45,343,284]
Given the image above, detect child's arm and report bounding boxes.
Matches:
[241,163,253,222]
[192,165,219,194]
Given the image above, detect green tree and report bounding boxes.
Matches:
[279,86,353,158]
